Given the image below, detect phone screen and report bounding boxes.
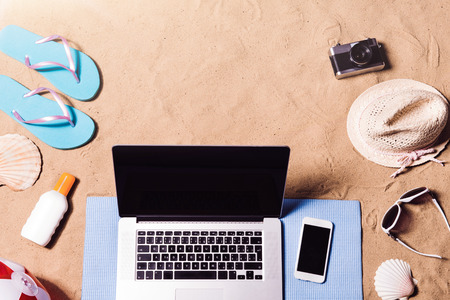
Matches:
[296,224,331,275]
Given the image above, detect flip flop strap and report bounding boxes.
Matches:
[12,87,75,127]
[25,35,80,83]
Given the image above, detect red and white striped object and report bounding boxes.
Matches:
[0,258,50,300]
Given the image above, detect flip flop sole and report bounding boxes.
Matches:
[0,75,95,149]
[0,25,100,101]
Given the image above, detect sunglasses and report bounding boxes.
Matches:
[381,187,450,259]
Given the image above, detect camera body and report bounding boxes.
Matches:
[329,38,385,79]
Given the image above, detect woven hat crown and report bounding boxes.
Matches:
[359,90,449,153]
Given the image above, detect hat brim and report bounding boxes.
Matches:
[347,79,450,168]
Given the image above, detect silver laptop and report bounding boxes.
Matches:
[113,145,290,300]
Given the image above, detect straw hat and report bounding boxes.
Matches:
[347,79,450,177]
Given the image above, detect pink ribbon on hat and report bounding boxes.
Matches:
[390,148,446,178]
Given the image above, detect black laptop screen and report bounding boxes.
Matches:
[113,146,290,220]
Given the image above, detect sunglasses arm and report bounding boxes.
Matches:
[390,234,443,259]
[431,198,450,232]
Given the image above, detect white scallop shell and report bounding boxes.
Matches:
[374,259,418,300]
[0,134,42,191]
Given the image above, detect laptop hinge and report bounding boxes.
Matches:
[136,215,264,222]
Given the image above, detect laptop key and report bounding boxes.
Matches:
[164,271,173,279]
[155,271,163,280]
[218,271,228,279]
[251,237,262,244]
[255,245,262,259]
[137,254,151,261]
[244,262,262,270]
[229,271,237,279]
[138,245,149,252]
[175,271,216,280]
[238,275,245,280]
[137,271,145,279]
[246,271,254,280]
[137,262,147,270]
[255,275,263,280]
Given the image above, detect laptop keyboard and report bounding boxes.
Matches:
[136,230,263,280]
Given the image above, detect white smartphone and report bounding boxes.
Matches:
[294,217,334,283]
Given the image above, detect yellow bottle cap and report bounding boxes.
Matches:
[53,173,76,196]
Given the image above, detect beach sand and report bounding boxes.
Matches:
[0,0,449,298]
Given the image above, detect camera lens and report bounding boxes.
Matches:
[350,42,373,66]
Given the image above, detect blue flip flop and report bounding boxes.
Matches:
[0,75,95,149]
[0,25,100,101]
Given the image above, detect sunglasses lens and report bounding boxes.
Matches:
[382,205,399,229]
[400,187,427,199]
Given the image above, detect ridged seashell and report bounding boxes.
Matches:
[0,134,42,191]
[374,259,418,300]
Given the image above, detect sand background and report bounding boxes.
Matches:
[0,0,449,299]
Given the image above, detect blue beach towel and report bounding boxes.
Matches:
[82,197,362,299]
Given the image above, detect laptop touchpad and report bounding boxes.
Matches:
[176,289,223,300]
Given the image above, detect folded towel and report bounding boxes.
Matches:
[282,199,362,299]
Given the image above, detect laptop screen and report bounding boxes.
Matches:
[113,145,290,220]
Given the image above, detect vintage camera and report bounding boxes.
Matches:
[329,38,385,79]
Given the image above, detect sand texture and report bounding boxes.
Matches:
[0,0,449,299]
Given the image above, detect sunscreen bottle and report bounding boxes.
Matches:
[21,173,76,246]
